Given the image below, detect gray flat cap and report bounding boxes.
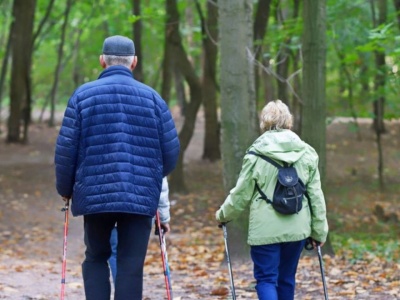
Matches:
[102,35,135,56]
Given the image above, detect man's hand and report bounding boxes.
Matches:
[61,196,71,202]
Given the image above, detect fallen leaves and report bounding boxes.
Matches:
[296,252,400,299]
[210,286,229,296]
[1,123,400,299]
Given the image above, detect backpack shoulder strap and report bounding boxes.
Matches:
[247,151,287,169]
[254,180,273,204]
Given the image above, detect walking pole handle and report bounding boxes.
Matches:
[305,237,321,250]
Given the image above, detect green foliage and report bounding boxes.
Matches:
[331,233,400,262]
[263,10,303,57]
[357,23,395,53]
[28,0,170,106]
[128,15,142,24]
[0,0,12,60]
[326,0,400,119]
[2,0,400,120]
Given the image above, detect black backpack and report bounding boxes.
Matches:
[248,151,309,215]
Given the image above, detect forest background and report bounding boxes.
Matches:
[0,0,399,299]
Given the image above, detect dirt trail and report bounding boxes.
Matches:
[0,114,399,299]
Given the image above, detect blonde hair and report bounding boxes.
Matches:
[260,100,293,132]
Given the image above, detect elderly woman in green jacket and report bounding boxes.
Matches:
[216,100,328,300]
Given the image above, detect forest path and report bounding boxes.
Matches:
[0,112,399,299]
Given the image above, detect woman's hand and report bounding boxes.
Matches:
[161,223,170,233]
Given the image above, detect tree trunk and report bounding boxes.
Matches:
[371,0,386,134]
[72,28,83,88]
[262,46,275,103]
[166,0,203,193]
[302,0,327,190]
[132,0,144,82]
[48,0,72,127]
[31,0,56,126]
[173,67,187,116]
[291,48,302,134]
[71,8,97,90]
[393,0,400,30]
[302,0,333,255]
[7,0,36,143]
[333,43,361,140]
[0,17,12,130]
[253,0,272,103]
[40,11,93,123]
[289,0,302,134]
[276,42,290,103]
[371,0,387,190]
[32,0,55,47]
[219,0,259,260]
[195,0,220,161]
[160,3,174,104]
[276,2,299,107]
[275,2,289,104]
[358,52,370,105]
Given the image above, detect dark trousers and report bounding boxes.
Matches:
[82,213,152,300]
[250,240,306,300]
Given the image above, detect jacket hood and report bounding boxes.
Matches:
[249,129,307,164]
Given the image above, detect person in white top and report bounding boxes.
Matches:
[108,177,171,283]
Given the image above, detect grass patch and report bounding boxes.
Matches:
[330,232,400,262]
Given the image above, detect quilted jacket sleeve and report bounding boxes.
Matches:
[156,96,180,177]
[54,95,81,197]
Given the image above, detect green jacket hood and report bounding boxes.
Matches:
[249,129,307,164]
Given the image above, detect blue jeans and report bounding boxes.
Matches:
[82,213,152,300]
[109,227,118,283]
[250,240,306,300]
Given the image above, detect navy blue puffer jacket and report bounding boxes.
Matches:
[55,66,180,217]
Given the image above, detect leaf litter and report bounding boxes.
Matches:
[0,122,399,299]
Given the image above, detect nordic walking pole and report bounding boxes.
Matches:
[317,244,329,300]
[305,239,329,300]
[220,223,236,300]
[155,211,173,300]
[60,199,70,300]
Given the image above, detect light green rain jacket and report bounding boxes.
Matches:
[216,129,329,246]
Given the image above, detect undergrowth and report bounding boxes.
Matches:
[330,232,400,262]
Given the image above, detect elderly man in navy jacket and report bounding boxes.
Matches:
[54,35,180,300]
